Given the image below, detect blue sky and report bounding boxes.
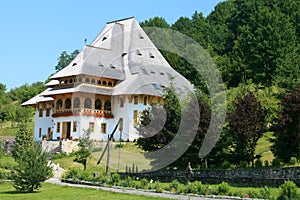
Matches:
[0,0,223,91]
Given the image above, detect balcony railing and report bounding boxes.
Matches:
[53,108,113,118]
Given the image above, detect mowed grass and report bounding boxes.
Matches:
[255,132,275,162]
[53,142,153,173]
[0,182,168,200]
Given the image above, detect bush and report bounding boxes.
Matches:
[289,157,298,165]
[264,160,270,167]
[154,181,163,193]
[221,161,231,169]
[168,179,179,193]
[255,159,263,168]
[239,161,248,168]
[51,152,67,160]
[217,181,230,195]
[272,158,281,167]
[12,142,52,192]
[110,173,120,185]
[259,186,271,199]
[140,178,149,189]
[277,181,300,200]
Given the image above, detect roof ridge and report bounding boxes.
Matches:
[106,17,135,24]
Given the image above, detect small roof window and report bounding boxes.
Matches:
[136,50,142,56]
[152,83,160,90]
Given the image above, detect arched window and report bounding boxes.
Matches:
[69,79,73,84]
[84,98,92,109]
[65,80,69,84]
[85,78,90,83]
[102,81,107,86]
[91,79,96,84]
[97,80,101,85]
[108,81,113,87]
[56,99,63,110]
[95,99,102,110]
[65,98,71,109]
[74,98,80,108]
[104,100,111,111]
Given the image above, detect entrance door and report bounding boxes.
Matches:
[62,122,71,139]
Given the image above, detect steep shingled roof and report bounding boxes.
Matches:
[23,17,193,106]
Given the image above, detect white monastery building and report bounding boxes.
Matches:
[22,17,193,141]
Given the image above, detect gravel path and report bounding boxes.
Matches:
[46,162,244,200]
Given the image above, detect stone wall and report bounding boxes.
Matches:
[41,140,79,155]
[120,167,300,187]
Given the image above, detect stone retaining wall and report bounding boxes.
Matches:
[120,167,300,187]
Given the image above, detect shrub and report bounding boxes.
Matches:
[221,161,231,169]
[169,179,179,193]
[272,158,281,167]
[264,160,270,167]
[140,178,149,189]
[12,142,52,192]
[239,161,248,168]
[154,181,163,193]
[110,173,120,185]
[277,181,300,200]
[259,186,271,199]
[217,181,230,195]
[51,152,67,160]
[255,159,263,168]
[289,157,298,165]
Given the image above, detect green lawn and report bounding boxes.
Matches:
[255,132,275,162]
[0,182,168,200]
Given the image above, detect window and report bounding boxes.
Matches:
[48,127,52,139]
[84,98,92,109]
[65,98,71,109]
[120,97,124,108]
[91,79,95,84]
[108,81,113,87]
[79,78,82,82]
[102,81,107,86]
[133,110,138,126]
[85,78,90,83]
[74,98,80,108]
[73,121,77,132]
[100,123,107,134]
[97,80,101,85]
[134,96,138,105]
[104,100,111,111]
[143,96,148,105]
[89,122,95,132]
[39,109,43,117]
[39,128,42,137]
[136,50,142,56]
[95,99,102,110]
[56,122,61,133]
[46,108,51,117]
[56,99,63,110]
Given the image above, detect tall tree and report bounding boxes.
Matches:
[228,92,266,166]
[271,87,300,163]
[54,49,79,72]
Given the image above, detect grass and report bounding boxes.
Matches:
[0,182,168,200]
[0,121,34,137]
[255,132,275,162]
[53,142,152,173]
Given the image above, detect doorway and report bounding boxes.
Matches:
[62,122,71,139]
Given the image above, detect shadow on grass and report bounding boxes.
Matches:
[0,190,40,195]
